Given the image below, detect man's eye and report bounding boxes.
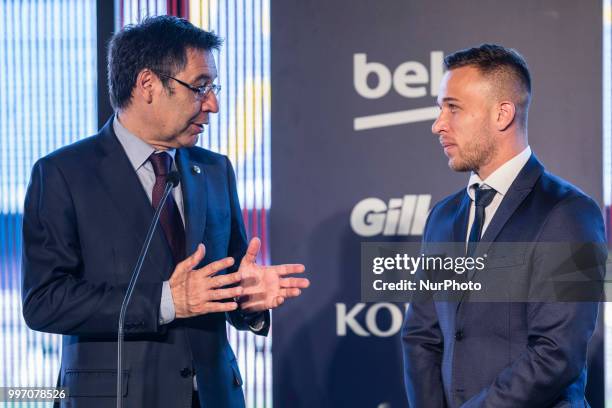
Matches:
[449,105,458,113]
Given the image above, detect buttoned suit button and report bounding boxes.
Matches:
[455,330,464,341]
[180,368,193,378]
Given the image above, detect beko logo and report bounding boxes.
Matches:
[350,195,431,237]
[353,52,444,131]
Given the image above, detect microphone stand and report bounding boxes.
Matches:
[117,173,179,408]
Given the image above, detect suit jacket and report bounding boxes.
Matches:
[21,118,270,408]
[402,155,606,408]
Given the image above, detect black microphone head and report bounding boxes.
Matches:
[167,171,181,188]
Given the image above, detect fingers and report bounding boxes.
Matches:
[280,288,301,298]
[208,285,243,301]
[280,277,310,289]
[208,270,242,289]
[178,243,206,272]
[170,245,207,288]
[186,287,242,315]
[241,237,261,265]
[196,257,235,277]
[204,301,239,313]
[241,285,304,312]
[274,264,306,276]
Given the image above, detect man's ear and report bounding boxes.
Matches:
[134,68,156,104]
[496,101,516,131]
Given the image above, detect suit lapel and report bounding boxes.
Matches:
[476,155,544,256]
[176,148,208,255]
[452,192,471,245]
[458,154,544,305]
[94,118,172,279]
[446,193,470,311]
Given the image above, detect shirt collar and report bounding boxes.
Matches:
[112,114,176,171]
[466,146,532,200]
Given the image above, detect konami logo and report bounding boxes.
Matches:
[353,52,444,131]
[350,195,431,237]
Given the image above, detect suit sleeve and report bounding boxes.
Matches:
[461,195,606,407]
[221,156,270,336]
[402,206,447,408]
[21,158,165,337]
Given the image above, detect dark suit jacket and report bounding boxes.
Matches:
[402,155,606,407]
[21,118,269,408]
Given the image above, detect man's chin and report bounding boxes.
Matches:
[448,159,472,173]
[178,133,200,148]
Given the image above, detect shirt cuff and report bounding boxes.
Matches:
[159,281,176,325]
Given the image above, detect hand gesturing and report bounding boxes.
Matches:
[169,244,243,318]
[238,238,309,312]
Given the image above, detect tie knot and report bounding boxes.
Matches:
[149,152,172,177]
[473,185,497,208]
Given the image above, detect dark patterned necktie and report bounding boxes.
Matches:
[149,152,185,265]
[467,185,497,257]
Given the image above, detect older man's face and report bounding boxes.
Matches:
[153,48,219,149]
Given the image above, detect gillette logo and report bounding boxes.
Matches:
[353,52,444,131]
[350,195,431,237]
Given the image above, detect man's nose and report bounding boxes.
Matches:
[202,92,219,113]
[431,113,446,134]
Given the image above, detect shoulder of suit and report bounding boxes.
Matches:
[534,170,605,243]
[37,134,100,168]
[429,188,466,217]
[537,170,599,210]
[182,145,228,166]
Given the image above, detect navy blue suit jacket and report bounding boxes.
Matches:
[402,155,606,407]
[21,118,269,407]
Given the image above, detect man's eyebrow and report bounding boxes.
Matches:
[192,74,214,83]
[436,97,461,107]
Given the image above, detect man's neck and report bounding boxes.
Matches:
[116,111,169,151]
[477,137,528,180]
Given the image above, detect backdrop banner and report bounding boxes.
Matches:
[270,1,603,406]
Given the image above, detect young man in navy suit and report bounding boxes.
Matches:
[402,44,606,407]
[21,16,309,408]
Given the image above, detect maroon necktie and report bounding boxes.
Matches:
[149,152,186,265]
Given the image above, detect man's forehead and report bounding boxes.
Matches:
[438,67,489,101]
[445,66,484,86]
[182,48,217,80]
[436,71,456,104]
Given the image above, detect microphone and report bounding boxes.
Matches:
[167,171,180,188]
[116,171,181,408]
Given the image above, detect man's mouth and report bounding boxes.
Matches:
[440,139,457,155]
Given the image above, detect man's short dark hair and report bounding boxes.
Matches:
[444,44,532,128]
[108,15,222,110]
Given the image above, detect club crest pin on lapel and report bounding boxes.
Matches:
[191,165,201,174]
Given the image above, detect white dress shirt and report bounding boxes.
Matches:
[465,146,532,243]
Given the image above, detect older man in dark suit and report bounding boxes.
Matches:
[402,44,606,407]
[21,16,309,408]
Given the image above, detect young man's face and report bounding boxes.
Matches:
[432,65,498,175]
[152,47,219,149]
